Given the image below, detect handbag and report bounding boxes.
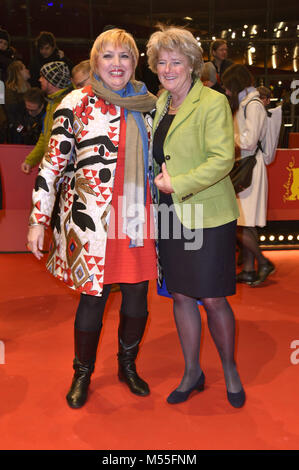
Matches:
[230,141,262,194]
[230,154,257,193]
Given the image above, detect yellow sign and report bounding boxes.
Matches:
[283,156,299,201]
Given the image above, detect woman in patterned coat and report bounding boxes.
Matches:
[27,29,157,408]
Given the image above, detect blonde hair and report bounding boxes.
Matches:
[72,59,91,77]
[90,28,139,78]
[6,60,31,93]
[146,25,203,80]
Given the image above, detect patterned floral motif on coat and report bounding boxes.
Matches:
[29,85,154,296]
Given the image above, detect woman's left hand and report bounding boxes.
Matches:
[154,163,174,194]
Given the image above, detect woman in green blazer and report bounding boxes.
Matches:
[147,25,245,408]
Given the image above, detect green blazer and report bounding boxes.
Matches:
[152,79,239,229]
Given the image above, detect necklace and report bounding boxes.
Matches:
[169,98,181,111]
[168,81,195,112]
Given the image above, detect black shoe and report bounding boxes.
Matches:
[167,372,205,404]
[251,260,275,286]
[227,387,246,408]
[118,349,150,397]
[66,328,101,409]
[236,270,258,285]
[66,357,95,409]
[118,312,150,397]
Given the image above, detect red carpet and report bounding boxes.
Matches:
[0,250,298,450]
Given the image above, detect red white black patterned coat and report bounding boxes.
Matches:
[29,85,153,296]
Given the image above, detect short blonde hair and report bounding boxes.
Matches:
[72,59,90,77]
[90,28,139,78]
[146,25,203,80]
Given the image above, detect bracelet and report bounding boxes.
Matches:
[28,223,45,228]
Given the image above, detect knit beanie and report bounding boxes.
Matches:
[0,29,10,46]
[40,61,71,89]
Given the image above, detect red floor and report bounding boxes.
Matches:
[0,250,298,450]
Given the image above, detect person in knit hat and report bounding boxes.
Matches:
[29,31,73,87]
[21,61,72,174]
[40,61,71,90]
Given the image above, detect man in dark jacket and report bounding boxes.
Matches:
[10,87,46,145]
[29,31,73,87]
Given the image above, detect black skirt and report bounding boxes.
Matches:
[154,113,236,299]
[158,214,237,298]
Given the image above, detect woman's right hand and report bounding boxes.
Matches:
[27,225,45,260]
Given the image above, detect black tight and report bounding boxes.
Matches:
[74,281,149,332]
[202,296,242,393]
[172,293,202,391]
[237,226,267,271]
[171,292,242,394]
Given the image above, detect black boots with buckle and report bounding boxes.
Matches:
[66,327,101,409]
[117,312,150,397]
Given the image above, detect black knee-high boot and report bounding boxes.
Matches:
[117,312,150,396]
[66,327,101,409]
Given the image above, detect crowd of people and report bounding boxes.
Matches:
[1,24,281,410]
[0,30,73,145]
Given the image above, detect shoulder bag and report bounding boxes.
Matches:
[230,145,260,193]
[230,97,264,193]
